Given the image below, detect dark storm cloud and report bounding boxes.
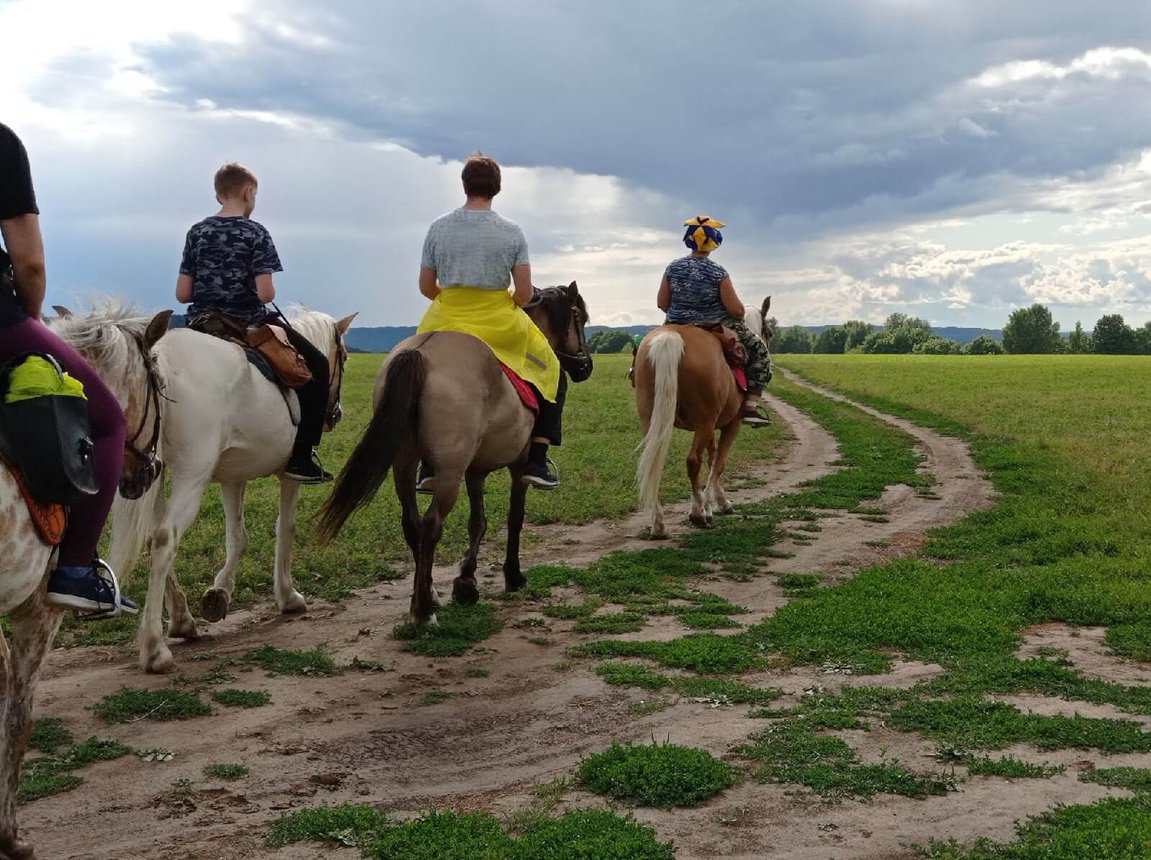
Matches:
[125,0,1151,237]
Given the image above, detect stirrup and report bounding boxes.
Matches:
[76,559,125,622]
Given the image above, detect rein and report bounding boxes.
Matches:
[530,287,592,374]
[325,320,349,427]
[123,333,166,489]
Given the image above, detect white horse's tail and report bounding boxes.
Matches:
[636,331,684,513]
[107,462,164,584]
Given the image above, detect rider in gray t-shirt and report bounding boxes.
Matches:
[420,209,529,290]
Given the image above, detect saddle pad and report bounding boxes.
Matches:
[499,362,539,413]
[2,456,66,545]
[732,366,748,393]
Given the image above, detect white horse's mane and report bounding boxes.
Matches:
[743,304,765,339]
[284,306,340,353]
[49,301,151,372]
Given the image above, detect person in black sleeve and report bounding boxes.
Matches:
[0,122,138,617]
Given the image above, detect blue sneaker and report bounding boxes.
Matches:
[46,560,139,619]
[416,462,434,494]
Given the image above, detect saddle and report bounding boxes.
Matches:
[0,354,99,545]
[186,311,312,389]
[627,326,749,392]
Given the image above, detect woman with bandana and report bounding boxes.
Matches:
[657,216,772,426]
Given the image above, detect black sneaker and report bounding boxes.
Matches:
[416,462,434,494]
[521,458,559,490]
[284,449,332,484]
[46,559,139,619]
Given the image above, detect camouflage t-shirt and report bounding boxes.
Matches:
[179,215,282,325]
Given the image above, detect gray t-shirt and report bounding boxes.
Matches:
[420,208,529,290]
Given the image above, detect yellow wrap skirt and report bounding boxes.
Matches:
[417,287,560,402]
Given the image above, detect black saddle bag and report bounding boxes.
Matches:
[0,353,99,505]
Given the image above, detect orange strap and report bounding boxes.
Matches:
[1,456,66,546]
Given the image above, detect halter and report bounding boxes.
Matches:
[122,332,166,493]
[530,286,592,377]
[325,319,349,428]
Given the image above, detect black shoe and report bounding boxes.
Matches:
[416,462,434,494]
[284,449,332,484]
[521,458,559,490]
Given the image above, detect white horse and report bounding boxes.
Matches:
[108,310,355,674]
[0,306,170,860]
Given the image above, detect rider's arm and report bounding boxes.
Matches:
[511,264,533,307]
[419,267,441,301]
[175,273,193,303]
[255,273,276,304]
[719,277,745,319]
[0,213,46,321]
[657,274,671,312]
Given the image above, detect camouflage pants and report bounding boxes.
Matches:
[722,317,772,394]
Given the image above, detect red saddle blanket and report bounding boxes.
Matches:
[2,458,66,545]
[499,362,539,413]
[732,366,748,393]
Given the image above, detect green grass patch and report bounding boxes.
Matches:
[574,633,766,674]
[243,645,340,676]
[393,603,502,657]
[925,795,1151,859]
[1080,766,1151,793]
[510,809,674,859]
[578,741,735,807]
[204,763,250,781]
[18,736,131,804]
[29,717,72,753]
[572,612,647,635]
[268,803,390,849]
[366,810,514,859]
[418,690,453,706]
[211,688,271,708]
[1106,622,1151,662]
[965,755,1065,779]
[93,688,211,723]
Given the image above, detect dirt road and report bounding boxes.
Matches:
[25,376,1133,859]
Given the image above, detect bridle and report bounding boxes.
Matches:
[123,332,166,493]
[532,287,592,378]
[324,320,349,429]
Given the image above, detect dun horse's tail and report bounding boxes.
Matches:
[107,446,166,584]
[316,350,425,543]
[636,330,684,513]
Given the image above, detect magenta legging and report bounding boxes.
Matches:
[2,317,126,567]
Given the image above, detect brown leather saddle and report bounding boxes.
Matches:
[186,311,311,389]
[627,324,747,387]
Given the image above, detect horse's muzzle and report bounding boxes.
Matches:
[325,402,343,432]
[119,457,164,500]
[566,355,594,383]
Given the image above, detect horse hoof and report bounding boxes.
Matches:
[407,612,438,626]
[0,833,37,860]
[279,591,308,615]
[646,527,668,540]
[503,571,526,592]
[200,588,230,623]
[167,617,200,641]
[452,578,480,605]
[143,649,176,675]
[719,502,735,515]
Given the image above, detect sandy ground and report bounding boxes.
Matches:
[20,375,1150,859]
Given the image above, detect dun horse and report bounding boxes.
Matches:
[107,310,355,673]
[317,284,591,623]
[634,297,772,538]
[0,306,170,860]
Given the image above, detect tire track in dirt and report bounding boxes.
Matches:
[25,373,1009,860]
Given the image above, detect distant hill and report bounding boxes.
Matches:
[344,323,1003,352]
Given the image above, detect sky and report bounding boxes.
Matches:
[4,0,1151,331]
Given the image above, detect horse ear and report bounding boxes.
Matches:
[761,296,772,315]
[566,281,579,296]
[336,312,358,335]
[53,305,73,319]
[144,310,174,349]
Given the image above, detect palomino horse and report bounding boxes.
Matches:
[317,283,591,623]
[634,297,772,539]
[107,310,355,673]
[0,306,170,860]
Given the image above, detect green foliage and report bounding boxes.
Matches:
[268,804,390,848]
[1106,622,1151,661]
[393,603,502,657]
[572,612,647,634]
[966,334,1003,355]
[18,736,131,804]
[204,763,250,780]
[1090,313,1136,354]
[915,336,963,355]
[586,330,637,354]
[813,326,847,354]
[510,809,675,859]
[965,755,1064,779]
[94,688,211,723]
[1002,304,1061,354]
[574,633,765,674]
[577,741,735,807]
[773,325,815,354]
[925,795,1151,859]
[244,645,340,676]
[1079,767,1151,792]
[366,810,516,859]
[211,688,271,708]
[29,717,73,753]
[1066,321,1089,354]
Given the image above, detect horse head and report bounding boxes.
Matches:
[285,309,358,431]
[525,281,594,383]
[744,295,774,347]
[50,305,172,500]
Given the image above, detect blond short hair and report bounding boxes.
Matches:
[214,163,258,199]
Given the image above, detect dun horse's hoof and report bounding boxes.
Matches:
[200,588,230,623]
[407,612,439,626]
[452,577,480,605]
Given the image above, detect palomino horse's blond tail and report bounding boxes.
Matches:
[108,444,166,585]
[636,330,685,513]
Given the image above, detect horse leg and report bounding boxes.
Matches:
[164,571,198,641]
[709,421,741,515]
[452,469,487,605]
[201,481,247,623]
[272,478,307,615]
[411,478,459,624]
[0,596,63,860]
[140,476,209,673]
[687,427,714,528]
[502,469,529,592]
